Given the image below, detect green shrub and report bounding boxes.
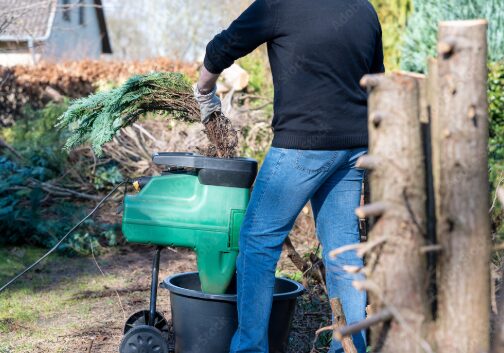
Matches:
[64,228,119,255]
[93,166,124,190]
[2,102,70,173]
[489,61,504,236]
[0,102,122,254]
[0,154,121,254]
[370,0,412,71]
[401,0,504,73]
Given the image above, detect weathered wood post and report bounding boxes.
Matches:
[433,20,491,353]
[330,298,358,353]
[356,72,431,353]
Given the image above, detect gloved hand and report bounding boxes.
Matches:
[193,85,221,124]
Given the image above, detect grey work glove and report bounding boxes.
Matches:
[193,85,221,124]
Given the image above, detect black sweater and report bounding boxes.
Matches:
[204,0,384,150]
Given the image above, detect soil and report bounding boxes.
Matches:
[0,217,331,353]
[1,245,197,353]
[201,113,239,158]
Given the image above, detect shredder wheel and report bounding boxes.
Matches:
[119,325,168,353]
[124,310,169,337]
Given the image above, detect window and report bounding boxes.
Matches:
[78,0,85,26]
[62,0,71,22]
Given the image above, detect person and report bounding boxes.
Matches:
[194,0,384,352]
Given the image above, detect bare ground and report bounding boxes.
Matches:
[1,245,197,353]
[0,218,332,353]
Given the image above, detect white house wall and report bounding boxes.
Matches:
[103,0,251,61]
[42,0,103,61]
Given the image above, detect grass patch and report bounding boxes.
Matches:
[0,247,50,284]
[0,247,76,334]
[0,246,129,351]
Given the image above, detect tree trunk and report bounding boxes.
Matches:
[359,72,431,353]
[433,20,491,353]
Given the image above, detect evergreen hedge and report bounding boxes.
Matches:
[489,61,504,235]
[401,0,504,73]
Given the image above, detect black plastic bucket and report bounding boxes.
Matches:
[161,272,304,353]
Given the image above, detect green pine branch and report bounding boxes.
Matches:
[57,72,200,156]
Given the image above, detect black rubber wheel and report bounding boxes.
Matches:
[119,325,169,353]
[124,310,169,336]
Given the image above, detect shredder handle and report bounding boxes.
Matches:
[152,152,257,172]
[152,152,258,188]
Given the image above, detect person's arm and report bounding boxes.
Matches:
[195,0,278,122]
[197,66,220,95]
[203,0,278,75]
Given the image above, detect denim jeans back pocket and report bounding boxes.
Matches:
[294,150,339,173]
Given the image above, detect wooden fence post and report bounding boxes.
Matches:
[434,20,491,353]
[331,297,358,353]
[358,72,431,353]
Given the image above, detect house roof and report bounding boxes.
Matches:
[0,0,56,39]
[0,0,112,53]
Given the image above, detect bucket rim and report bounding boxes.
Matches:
[161,271,305,302]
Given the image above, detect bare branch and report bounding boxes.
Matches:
[28,179,103,201]
[355,237,389,258]
[283,236,310,272]
[0,138,26,162]
[493,242,504,252]
[329,236,388,259]
[497,187,504,207]
[342,265,362,274]
[335,309,393,341]
[355,202,387,218]
[356,155,380,170]
[420,244,443,254]
[329,243,361,258]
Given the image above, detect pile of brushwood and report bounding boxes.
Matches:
[57,72,238,158]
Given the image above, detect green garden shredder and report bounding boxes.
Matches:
[119,152,257,353]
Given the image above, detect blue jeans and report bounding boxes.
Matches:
[230,147,367,353]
